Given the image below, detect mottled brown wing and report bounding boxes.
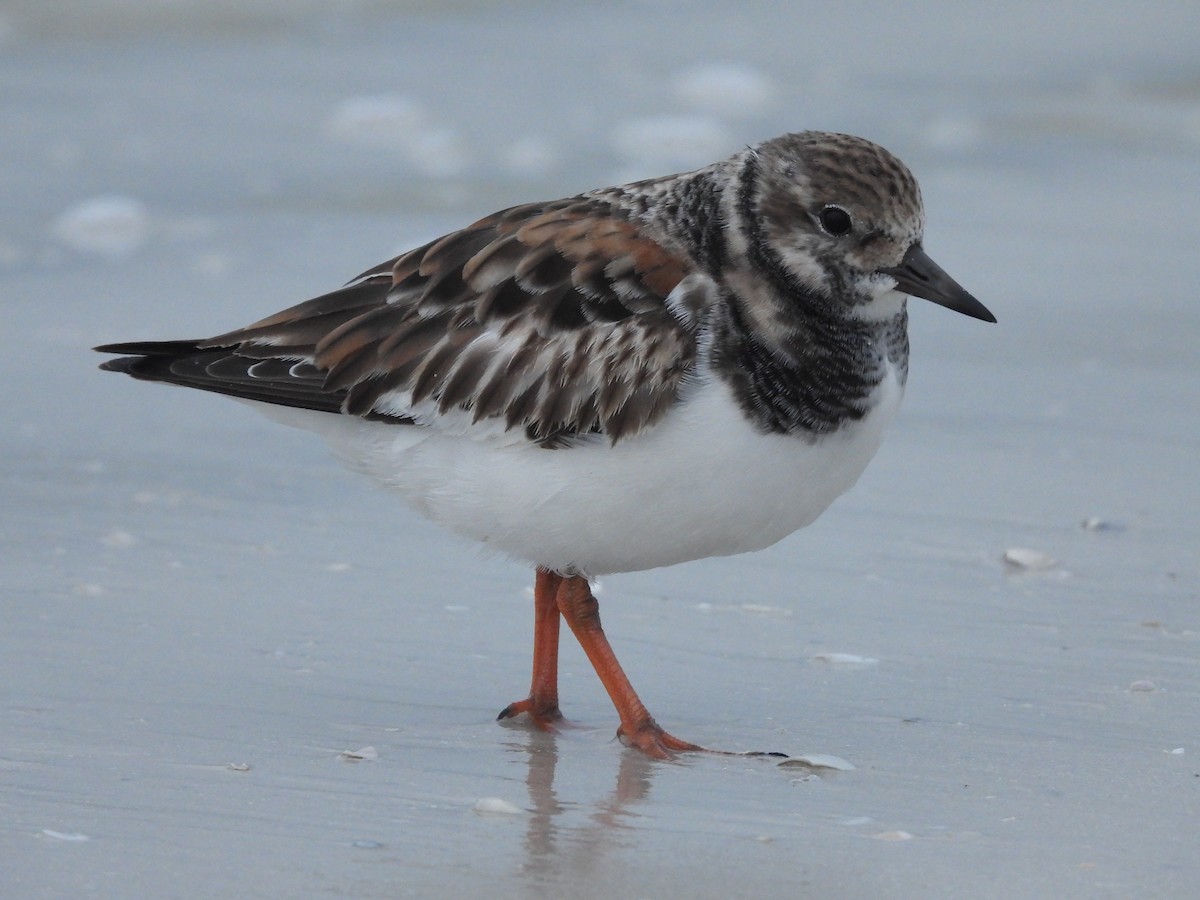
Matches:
[205,198,702,444]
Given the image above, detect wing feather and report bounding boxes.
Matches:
[96,196,710,446]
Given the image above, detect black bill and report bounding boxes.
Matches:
[881,244,996,323]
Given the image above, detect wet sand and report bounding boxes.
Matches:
[3,3,1198,897]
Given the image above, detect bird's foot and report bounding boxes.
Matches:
[497,697,564,731]
[616,720,705,759]
[615,721,790,759]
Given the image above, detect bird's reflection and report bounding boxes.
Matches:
[500,727,679,886]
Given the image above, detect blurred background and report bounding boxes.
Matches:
[3,2,1198,898]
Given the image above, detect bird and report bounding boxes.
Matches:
[96,130,994,758]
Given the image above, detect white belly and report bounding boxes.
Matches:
[258,366,905,576]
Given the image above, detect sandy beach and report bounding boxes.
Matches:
[3,2,1198,897]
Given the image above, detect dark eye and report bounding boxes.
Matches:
[818,205,853,236]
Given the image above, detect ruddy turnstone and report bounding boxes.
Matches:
[97,131,994,758]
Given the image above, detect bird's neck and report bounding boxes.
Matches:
[707,294,886,437]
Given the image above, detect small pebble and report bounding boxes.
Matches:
[339,746,378,761]
[227,762,251,772]
[1129,680,1157,693]
[1002,547,1057,571]
[472,797,523,816]
[778,754,855,772]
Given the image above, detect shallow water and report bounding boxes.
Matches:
[3,2,1198,897]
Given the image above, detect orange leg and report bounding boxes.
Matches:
[497,568,565,729]
[554,574,703,759]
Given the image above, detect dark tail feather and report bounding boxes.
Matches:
[94,340,343,414]
[95,341,206,375]
[93,339,405,420]
[95,340,205,356]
